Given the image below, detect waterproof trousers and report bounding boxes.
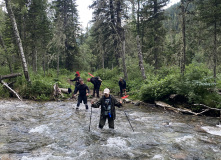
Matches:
[99,115,114,129]
[93,85,100,98]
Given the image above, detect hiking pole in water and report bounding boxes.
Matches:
[123,110,134,132]
[89,105,92,132]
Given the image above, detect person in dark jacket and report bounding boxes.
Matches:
[70,74,81,90]
[118,77,126,97]
[73,79,90,110]
[91,88,122,129]
[87,77,102,98]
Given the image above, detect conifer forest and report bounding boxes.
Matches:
[0,0,221,114]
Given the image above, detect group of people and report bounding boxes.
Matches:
[69,72,127,129]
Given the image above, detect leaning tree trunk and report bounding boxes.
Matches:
[5,0,30,82]
[136,35,146,80]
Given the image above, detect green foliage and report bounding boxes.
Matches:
[140,73,177,102]
[0,84,10,98]
[20,79,53,100]
[140,63,221,108]
[94,68,120,81]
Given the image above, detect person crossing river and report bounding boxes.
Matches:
[70,73,81,94]
[91,88,122,129]
[87,76,102,98]
[73,79,90,110]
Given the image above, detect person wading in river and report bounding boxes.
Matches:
[87,77,102,98]
[70,73,81,95]
[119,77,127,97]
[91,88,122,129]
[73,79,90,110]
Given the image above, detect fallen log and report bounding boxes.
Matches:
[155,101,208,116]
[1,80,22,101]
[193,104,221,111]
[53,83,72,100]
[0,73,22,80]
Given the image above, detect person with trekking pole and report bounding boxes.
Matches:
[87,76,102,98]
[73,79,90,110]
[91,88,122,129]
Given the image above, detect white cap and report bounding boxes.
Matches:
[104,88,110,94]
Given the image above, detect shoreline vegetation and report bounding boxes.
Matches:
[0,66,221,118]
[1,1,221,118]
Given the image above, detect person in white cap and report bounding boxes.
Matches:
[91,88,122,129]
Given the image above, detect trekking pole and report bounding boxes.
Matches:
[89,105,92,132]
[123,110,134,132]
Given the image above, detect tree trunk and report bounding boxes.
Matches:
[137,0,140,35]
[43,51,46,77]
[5,0,30,82]
[0,33,13,73]
[153,0,158,71]
[57,52,60,79]
[136,35,146,80]
[116,0,128,80]
[1,80,22,101]
[32,46,37,73]
[213,21,217,81]
[181,0,186,76]
[0,73,22,80]
[122,31,128,80]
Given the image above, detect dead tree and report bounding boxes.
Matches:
[0,73,22,101]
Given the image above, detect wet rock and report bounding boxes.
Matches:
[124,98,131,103]
[134,101,141,106]
[0,154,10,160]
[172,153,187,160]
[11,115,24,121]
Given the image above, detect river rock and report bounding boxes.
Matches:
[0,154,10,160]
[172,153,187,159]
[124,98,131,103]
[134,101,141,106]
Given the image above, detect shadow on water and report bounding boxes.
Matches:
[0,100,221,160]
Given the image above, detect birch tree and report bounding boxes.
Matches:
[5,0,30,82]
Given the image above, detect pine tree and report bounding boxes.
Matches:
[52,0,79,71]
[26,0,52,72]
[195,0,221,80]
[141,0,169,71]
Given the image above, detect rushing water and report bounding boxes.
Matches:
[0,99,221,160]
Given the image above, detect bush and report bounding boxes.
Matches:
[0,84,10,98]
[20,80,53,100]
[94,68,120,80]
[140,63,221,108]
[140,73,177,102]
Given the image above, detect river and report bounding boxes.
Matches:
[0,99,221,160]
